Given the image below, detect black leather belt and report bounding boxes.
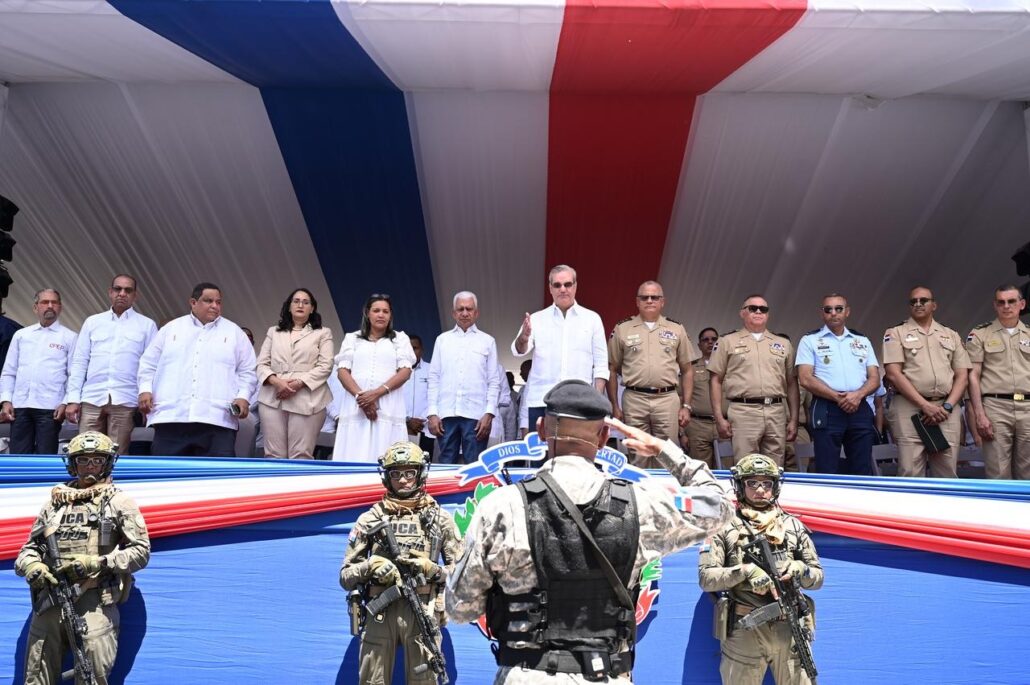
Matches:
[921,396,947,402]
[983,393,1030,401]
[691,413,715,421]
[730,397,783,405]
[626,385,677,395]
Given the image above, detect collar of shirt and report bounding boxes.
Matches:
[189,313,222,330]
[631,315,665,329]
[548,302,581,319]
[28,320,66,334]
[817,325,854,340]
[107,307,137,321]
[904,317,942,335]
[537,454,606,503]
[991,318,1029,334]
[450,323,480,335]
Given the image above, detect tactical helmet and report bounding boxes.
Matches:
[730,453,783,504]
[62,431,118,481]
[378,441,429,497]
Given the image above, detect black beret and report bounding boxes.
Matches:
[543,379,611,420]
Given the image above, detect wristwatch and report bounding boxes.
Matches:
[681,403,692,411]
[942,402,954,413]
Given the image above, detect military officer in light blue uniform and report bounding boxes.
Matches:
[795,293,880,474]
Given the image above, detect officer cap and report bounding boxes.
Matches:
[543,379,611,421]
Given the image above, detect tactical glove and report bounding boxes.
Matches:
[57,554,101,582]
[780,560,808,582]
[368,555,400,586]
[397,553,441,580]
[744,564,773,595]
[24,561,58,591]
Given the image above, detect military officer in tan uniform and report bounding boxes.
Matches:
[15,432,150,685]
[684,327,722,469]
[882,287,971,478]
[341,442,462,683]
[709,295,799,466]
[965,284,1030,480]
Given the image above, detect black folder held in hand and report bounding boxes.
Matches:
[910,413,950,453]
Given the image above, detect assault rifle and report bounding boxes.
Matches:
[741,534,817,683]
[36,531,104,685]
[365,519,448,685]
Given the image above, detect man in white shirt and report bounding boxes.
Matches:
[137,282,257,457]
[0,288,77,454]
[402,333,435,456]
[512,265,609,436]
[65,274,158,454]
[428,292,502,464]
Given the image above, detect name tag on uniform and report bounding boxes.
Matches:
[732,346,748,355]
[985,338,1005,352]
[904,334,918,342]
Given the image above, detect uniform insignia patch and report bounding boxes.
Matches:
[1021,339,1030,348]
[883,334,893,343]
[770,342,785,352]
[658,329,676,340]
[966,332,975,342]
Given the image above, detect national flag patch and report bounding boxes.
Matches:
[883,334,893,343]
[966,332,975,342]
[673,493,693,512]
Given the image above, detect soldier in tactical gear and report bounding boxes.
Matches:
[340,441,462,684]
[14,431,151,685]
[698,453,823,685]
[446,379,733,683]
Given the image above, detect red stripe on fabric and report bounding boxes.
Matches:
[0,478,476,560]
[546,0,806,328]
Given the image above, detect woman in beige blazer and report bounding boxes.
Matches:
[256,288,334,458]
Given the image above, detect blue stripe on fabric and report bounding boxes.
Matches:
[109,0,442,342]
[779,472,1030,502]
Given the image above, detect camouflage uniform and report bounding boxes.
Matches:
[445,441,734,683]
[341,495,462,684]
[15,480,150,685]
[699,509,822,685]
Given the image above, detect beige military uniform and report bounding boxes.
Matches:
[699,508,823,685]
[708,331,795,465]
[784,389,812,473]
[609,316,698,467]
[965,319,1030,480]
[341,495,462,685]
[446,443,734,684]
[882,318,971,478]
[14,480,151,685]
[685,356,723,469]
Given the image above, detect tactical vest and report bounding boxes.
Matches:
[487,476,639,679]
[367,503,441,563]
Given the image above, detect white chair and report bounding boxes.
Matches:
[714,439,735,469]
[871,443,899,476]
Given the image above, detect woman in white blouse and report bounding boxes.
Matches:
[256,288,334,458]
[332,294,415,462]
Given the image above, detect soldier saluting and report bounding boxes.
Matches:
[340,442,462,684]
[15,431,151,685]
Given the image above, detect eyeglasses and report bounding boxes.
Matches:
[369,293,391,301]
[110,286,135,294]
[996,298,1021,306]
[74,455,107,467]
[822,305,845,314]
[700,336,718,343]
[744,479,774,490]
[291,298,312,306]
[909,297,933,306]
[550,281,575,290]
[637,295,663,302]
[742,305,770,314]
[388,469,418,480]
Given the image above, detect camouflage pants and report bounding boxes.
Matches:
[720,620,812,685]
[24,589,118,685]
[359,598,439,684]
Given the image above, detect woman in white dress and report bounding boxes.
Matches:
[331,294,415,462]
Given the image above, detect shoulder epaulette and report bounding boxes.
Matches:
[803,328,820,336]
[849,328,865,337]
[664,317,681,325]
[616,316,633,326]
[725,329,738,336]
[975,321,991,330]
[894,321,906,327]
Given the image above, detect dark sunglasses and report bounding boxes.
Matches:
[700,336,718,343]
[550,281,575,289]
[110,286,135,294]
[369,293,391,302]
[637,295,663,302]
[743,305,770,314]
[822,305,845,314]
[996,298,1021,306]
[909,297,933,306]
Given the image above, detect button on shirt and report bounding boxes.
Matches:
[429,325,501,420]
[402,359,433,438]
[65,307,158,407]
[0,321,77,409]
[796,326,879,393]
[137,314,257,430]
[510,303,609,409]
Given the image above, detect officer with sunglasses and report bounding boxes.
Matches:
[15,431,151,685]
[882,286,971,478]
[795,293,881,475]
[709,295,800,466]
